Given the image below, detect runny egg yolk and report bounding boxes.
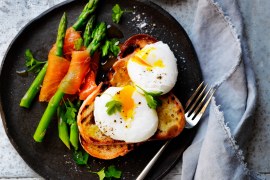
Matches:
[114,85,136,120]
[130,47,165,71]
[153,59,165,68]
[131,56,152,68]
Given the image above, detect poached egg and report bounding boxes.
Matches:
[127,41,178,94]
[94,85,158,143]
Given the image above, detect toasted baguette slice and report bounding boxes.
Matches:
[77,84,121,144]
[77,34,185,160]
[154,93,185,139]
[80,136,134,160]
[109,54,133,87]
[78,41,185,144]
[78,86,134,160]
[77,84,123,145]
[77,90,185,145]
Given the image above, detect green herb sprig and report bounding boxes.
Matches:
[73,150,89,165]
[106,99,122,115]
[112,4,124,23]
[25,49,46,73]
[137,86,162,109]
[112,4,132,24]
[91,165,122,180]
[59,99,81,150]
[64,100,78,125]
[101,38,120,57]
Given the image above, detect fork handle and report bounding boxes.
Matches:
[136,140,171,180]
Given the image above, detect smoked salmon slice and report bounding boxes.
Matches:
[63,27,82,60]
[79,52,100,100]
[39,46,70,102]
[59,50,91,94]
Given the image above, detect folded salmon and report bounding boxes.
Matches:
[64,27,83,60]
[79,52,100,100]
[59,50,91,94]
[39,46,70,102]
[39,27,83,102]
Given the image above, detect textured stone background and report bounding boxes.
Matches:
[0,0,269,179]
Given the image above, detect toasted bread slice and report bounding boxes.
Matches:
[80,136,134,160]
[109,54,133,87]
[77,90,185,145]
[154,93,185,139]
[78,34,185,145]
[78,85,134,160]
[77,34,185,160]
[118,34,157,58]
[77,83,121,145]
[77,91,122,145]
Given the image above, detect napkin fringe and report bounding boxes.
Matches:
[209,2,264,178]
[211,98,248,171]
[212,98,265,179]
[208,0,242,89]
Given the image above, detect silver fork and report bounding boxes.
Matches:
[136,82,215,180]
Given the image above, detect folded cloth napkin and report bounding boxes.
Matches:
[180,0,264,179]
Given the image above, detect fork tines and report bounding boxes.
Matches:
[185,82,215,128]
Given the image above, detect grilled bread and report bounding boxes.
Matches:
[154,94,185,139]
[80,136,134,160]
[77,34,185,159]
[77,91,185,145]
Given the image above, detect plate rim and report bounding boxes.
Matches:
[0,0,202,179]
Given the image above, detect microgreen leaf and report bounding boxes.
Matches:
[105,165,122,179]
[64,100,77,125]
[109,39,120,57]
[106,99,122,115]
[91,165,122,180]
[112,4,124,24]
[65,107,77,125]
[136,86,162,109]
[73,150,89,165]
[93,168,106,180]
[25,49,46,73]
[102,39,120,57]
[147,91,163,96]
[144,94,158,109]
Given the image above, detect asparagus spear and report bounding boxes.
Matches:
[57,105,70,149]
[20,63,48,108]
[20,13,67,108]
[55,12,67,57]
[72,0,99,31]
[101,40,110,57]
[19,0,98,108]
[70,123,79,150]
[87,22,106,55]
[83,15,96,47]
[33,22,106,142]
[69,100,81,150]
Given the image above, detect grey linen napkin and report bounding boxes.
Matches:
[180,0,264,179]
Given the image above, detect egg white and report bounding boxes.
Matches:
[94,87,158,143]
[127,41,178,95]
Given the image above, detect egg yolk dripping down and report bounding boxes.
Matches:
[130,47,165,71]
[114,85,136,120]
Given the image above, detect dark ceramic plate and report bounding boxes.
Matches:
[0,0,202,179]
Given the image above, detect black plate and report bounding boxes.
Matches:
[0,0,202,179]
